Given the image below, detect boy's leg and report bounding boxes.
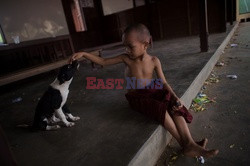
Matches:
[163,111,182,146]
[172,115,195,145]
[172,115,219,157]
[164,111,208,148]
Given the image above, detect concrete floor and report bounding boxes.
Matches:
[0,24,234,166]
[156,22,250,166]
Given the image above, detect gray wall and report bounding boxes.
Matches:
[0,0,69,43]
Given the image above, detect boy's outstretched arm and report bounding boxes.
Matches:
[69,51,126,66]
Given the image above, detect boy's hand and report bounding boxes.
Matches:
[172,98,184,111]
[68,52,85,64]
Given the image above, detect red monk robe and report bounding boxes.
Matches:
[125,88,193,126]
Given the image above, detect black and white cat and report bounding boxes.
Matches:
[32,60,80,131]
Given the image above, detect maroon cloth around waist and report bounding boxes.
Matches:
[125,89,193,125]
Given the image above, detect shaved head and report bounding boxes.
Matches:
[122,23,151,45]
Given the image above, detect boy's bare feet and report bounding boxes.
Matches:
[183,143,219,158]
[196,138,208,148]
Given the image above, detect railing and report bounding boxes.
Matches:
[0,35,74,77]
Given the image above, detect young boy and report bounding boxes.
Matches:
[69,24,219,158]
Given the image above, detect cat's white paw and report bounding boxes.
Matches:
[65,122,75,127]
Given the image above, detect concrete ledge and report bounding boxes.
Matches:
[128,22,239,166]
[128,126,172,166]
[181,21,239,108]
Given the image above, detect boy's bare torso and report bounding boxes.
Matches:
[123,54,157,90]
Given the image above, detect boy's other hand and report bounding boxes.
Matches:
[172,99,183,111]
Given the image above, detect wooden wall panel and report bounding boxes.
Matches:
[207,0,227,33]
[62,0,104,51]
[61,0,228,51]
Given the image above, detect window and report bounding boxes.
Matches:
[0,25,6,44]
[101,0,134,16]
[0,34,3,43]
[80,0,94,8]
[101,0,146,16]
[135,0,145,7]
[239,0,250,14]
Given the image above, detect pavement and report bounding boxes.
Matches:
[0,24,236,166]
[156,22,250,166]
